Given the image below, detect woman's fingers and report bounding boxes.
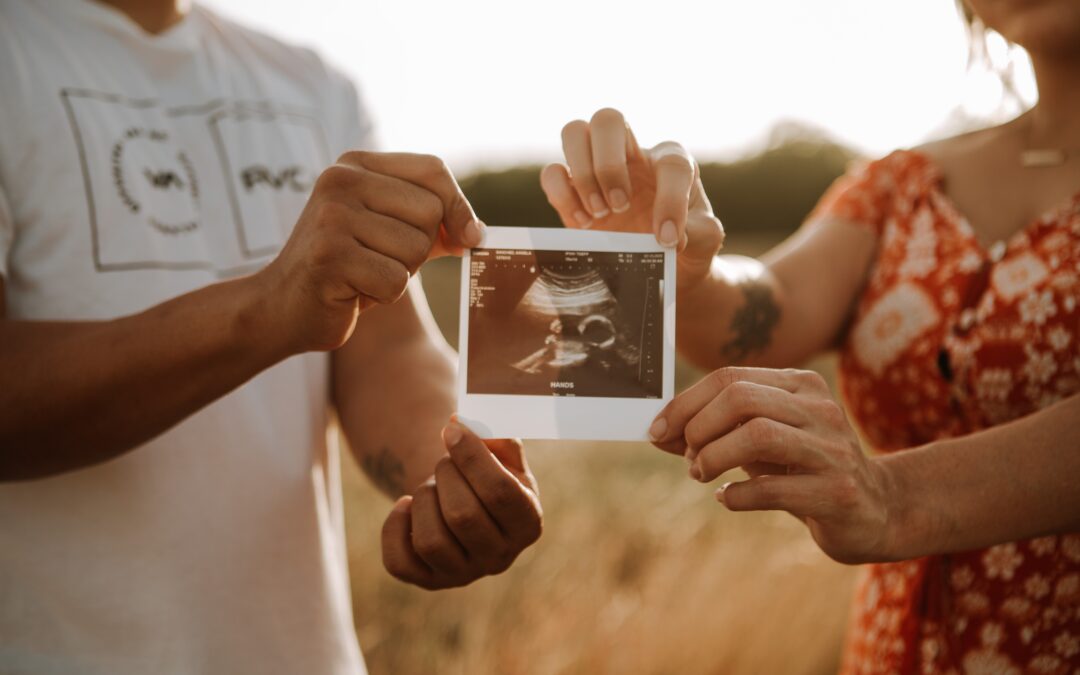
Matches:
[717,474,833,521]
[561,120,608,220]
[683,381,812,456]
[588,108,633,214]
[648,141,696,249]
[651,367,819,448]
[692,419,833,483]
[540,163,592,229]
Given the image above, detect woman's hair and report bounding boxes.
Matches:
[956,0,1023,107]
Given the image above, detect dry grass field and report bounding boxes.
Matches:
[342,234,860,675]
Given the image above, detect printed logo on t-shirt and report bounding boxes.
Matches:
[61,88,330,275]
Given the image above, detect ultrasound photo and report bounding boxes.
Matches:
[467,248,665,399]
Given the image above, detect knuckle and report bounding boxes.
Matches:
[701,215,725,247]
[831,473,859,507]
[590,106,625,128]
[593,160,627,186]
[411,532,444,560]
[337,149,369,166]
[443,505,480,533]
[793,369,828,392]
[684,418,707,450]
[816,398,847,428]
[315,164,356,194]
[570,166,597,189]
[654,149,694,175]
[743,416,778,446]
[372,257,410,301]
[723,380,758,414]
[486,481,520,514]
[561,119,589,143]
[419,193,445,229]
[415,152,448,176]
[708,367,738,391]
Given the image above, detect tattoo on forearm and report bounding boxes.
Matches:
[720,281,780,362]
[360,446,406,498]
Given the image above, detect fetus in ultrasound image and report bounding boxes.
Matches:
[467,248,664,398]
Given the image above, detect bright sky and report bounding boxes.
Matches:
[202,0,1036,172]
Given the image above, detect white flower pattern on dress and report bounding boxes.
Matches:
[983,543,1024,581]
[1018,289,1058,326]
[991,252,1050,301]
[852,282,940,377]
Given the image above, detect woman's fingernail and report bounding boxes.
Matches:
[574,210,593,228]
[609,188,630,213]
[648,417,667,441]
[588,193,610,219]
[442,423,463,448]
[689,463,702,481]
[659,220,678,247]
[716,482,732,504]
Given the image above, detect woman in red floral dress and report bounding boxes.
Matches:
[540,0,1080,671]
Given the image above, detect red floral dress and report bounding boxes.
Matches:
[812,150,1080,674]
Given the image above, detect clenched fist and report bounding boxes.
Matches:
[255,151,483,353]
[381,421,542,590]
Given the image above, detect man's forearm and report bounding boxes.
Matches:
[879,394,1080,561]
[333,283,456,498]
[0,275,287,480]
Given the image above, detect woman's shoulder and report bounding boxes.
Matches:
[910,122,1014,182]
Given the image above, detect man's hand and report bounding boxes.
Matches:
[380,420,542,590]
[254,151,484,354]
[540,108,724,290]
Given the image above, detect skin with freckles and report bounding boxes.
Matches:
[546,0,1080,566]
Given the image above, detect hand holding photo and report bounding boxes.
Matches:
[457,227,675,441]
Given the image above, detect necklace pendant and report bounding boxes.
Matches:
[1020,149,1067,168]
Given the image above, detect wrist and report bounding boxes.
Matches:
[232,270,301,363]
[872,447,946,562]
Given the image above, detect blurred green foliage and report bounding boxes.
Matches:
[459,129,856,236]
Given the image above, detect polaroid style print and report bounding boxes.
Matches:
[61,89,212,271]
[457,227,676,441]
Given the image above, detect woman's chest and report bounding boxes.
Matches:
[840,194,1080,449]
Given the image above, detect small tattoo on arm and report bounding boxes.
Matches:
[360,446,406,498]
[720,281,780,363]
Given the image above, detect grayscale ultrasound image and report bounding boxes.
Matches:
[467,248,664,398]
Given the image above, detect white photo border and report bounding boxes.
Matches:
[457,226,676,441]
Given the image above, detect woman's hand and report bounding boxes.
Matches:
[648,366,898,564]
[540,108,725,290]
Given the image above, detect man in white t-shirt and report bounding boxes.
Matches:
[0,1,543,673]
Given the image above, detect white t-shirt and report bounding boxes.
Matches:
[0,2,374,672]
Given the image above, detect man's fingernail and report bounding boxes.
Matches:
[689,463,702,481]
[685,447,698,462]
[442,423,463,448]
[574,210,593,228]
[588,193,610,219]
[648,417,667,441]
[659,220,678,247]
[609,188,629,213]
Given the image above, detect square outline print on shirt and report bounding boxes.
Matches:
[60,88,330,275]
